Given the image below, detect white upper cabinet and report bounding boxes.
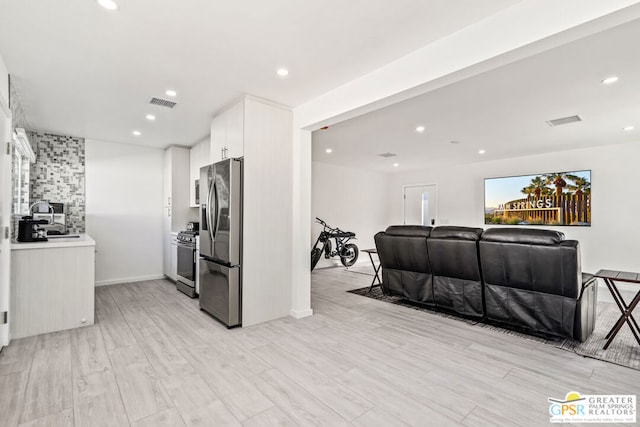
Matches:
[163,147,172,207]
[210,112,226,162]
[163,146,191,231]
[210,98,245,162]
[225,99,244,159]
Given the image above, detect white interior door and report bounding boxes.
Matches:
[403,184,437,226]
[0,99,11,349]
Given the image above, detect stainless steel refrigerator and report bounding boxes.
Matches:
[199,158,242,327]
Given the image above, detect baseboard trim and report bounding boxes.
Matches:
[95,274,166,287]
[290,308,313,319]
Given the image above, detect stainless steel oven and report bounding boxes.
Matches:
[176,228,198,298]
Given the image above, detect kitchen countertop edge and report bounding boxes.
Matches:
[11,234,96,250]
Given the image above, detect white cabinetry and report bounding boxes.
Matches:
[10,236,96,338]
[213,96,293,327]
[163,146,190,224]
[210,98,245,162]
[211,112,225,162]
[189,138,210,207]
[163,146,191,281]
[204,95,293,326]
[225,100,244,158]
[164,232,177,281]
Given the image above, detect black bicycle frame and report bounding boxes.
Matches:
[313,220,355,258]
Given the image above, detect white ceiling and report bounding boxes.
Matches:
[0,0,519,148]
[312,17,640,173]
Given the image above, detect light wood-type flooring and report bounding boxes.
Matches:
[1,267,639,426]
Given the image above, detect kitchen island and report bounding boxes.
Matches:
[10,234,96,339]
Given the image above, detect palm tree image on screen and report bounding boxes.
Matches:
[485,171,591,226]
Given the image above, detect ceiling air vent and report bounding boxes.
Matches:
[546,115,582,127]
[149,97,177,109]
[378,152,397,158]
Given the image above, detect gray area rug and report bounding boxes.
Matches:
[348,284,640,371]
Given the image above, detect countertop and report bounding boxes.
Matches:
[11,233,96,250]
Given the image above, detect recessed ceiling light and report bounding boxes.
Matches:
[145,114,156,121]
[132,130,141,136]
[393,163,399,167]
[623,126,635,131]
[601,76,619,85]
[97,0,118,11]
[277,68,289,77]
[325,148,333,153]
[415,126,425,133]
[165,89,177,97]
[478,149,486,154]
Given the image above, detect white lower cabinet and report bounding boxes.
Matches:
[164,232,178,281]
[10,236,96,338]
[170,237,178,281]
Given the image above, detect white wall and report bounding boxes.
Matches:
[85,139,164,285]
[312,161,390,268]
[387,141,640,275]
[0,53,8,108]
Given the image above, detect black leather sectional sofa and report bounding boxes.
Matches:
[374,225,598,341]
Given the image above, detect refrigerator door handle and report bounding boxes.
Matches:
[212,181,219,239]
[207,175,215,243]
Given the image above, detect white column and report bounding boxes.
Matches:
[290,126,313,318]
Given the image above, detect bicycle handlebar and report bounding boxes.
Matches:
[316,218,336,230]
[315,217,356,238]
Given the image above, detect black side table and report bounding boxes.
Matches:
[361,249,382,293]
[594,269,640,350]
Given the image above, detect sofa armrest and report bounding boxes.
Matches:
[574,272,598,342]
[579,273,596,298]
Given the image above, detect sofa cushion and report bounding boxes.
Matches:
[385,225,432,238]
[481,228,564,245]
[428,228,482,282]
[480,239,581,298]
[375,231,431,274]
[430,226,483,241]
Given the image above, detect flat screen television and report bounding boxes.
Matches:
[484,170,591,226]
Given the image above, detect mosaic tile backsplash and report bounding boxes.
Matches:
[29,132,86,233]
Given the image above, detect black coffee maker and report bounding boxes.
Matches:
[17,216,48,242]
